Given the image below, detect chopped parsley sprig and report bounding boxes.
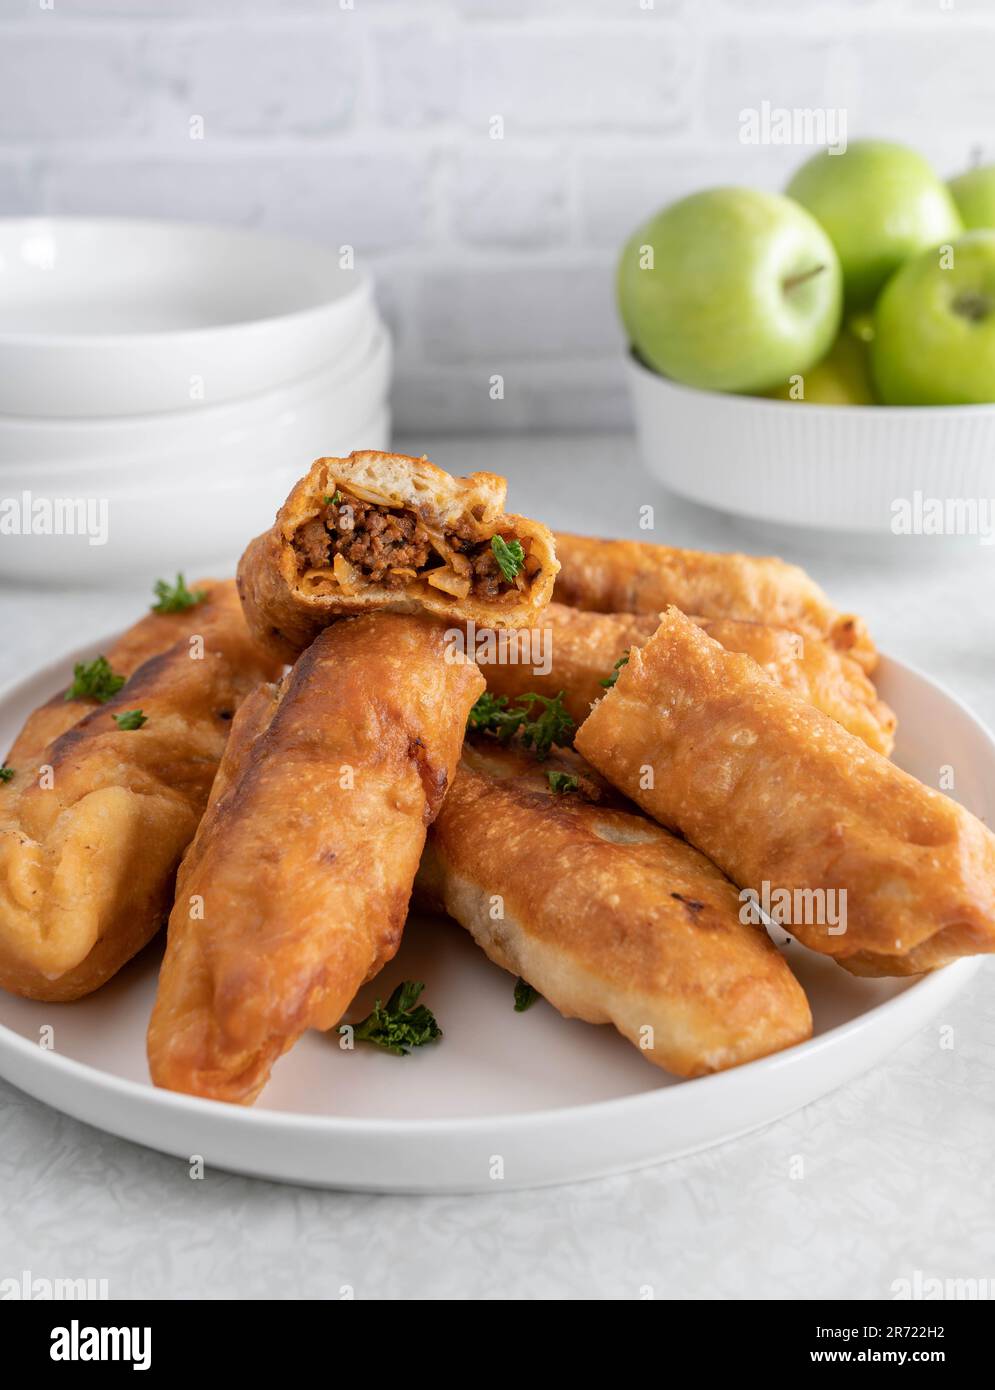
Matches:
[152,574,207,614]
[514,979,540,1012]
[546,770,579,794]
[490,534,526,583]
[64,656,126,705]
[113,709,147,731]
[343,981,442,1056]
[467,690,574,760]
[601,650,630,689]
[467,691,513,734]
[0,764,14,784]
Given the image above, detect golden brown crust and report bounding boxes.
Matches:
[479,603,895,753]
[0,581,280,1001]
[237,450,559,661]
[575,608,995,975]
[553,532,877,672]
[697,617,895,755]
[147,613,485,1106]
[480,605,660,729]
[417,739,811,1076]
[5,579,236,768]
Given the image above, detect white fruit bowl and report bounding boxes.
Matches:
[0,217,375,418]
[626,353,995,535]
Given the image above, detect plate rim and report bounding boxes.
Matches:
[0,956,980,1138]
[0,634,989,1138]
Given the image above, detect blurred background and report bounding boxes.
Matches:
[1,0,990,435]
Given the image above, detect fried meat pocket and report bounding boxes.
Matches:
[417,739,811,1075]
[238,450,558,662]
[0,581,279,1000]
[148,612,484,1104]
[553,532,876,671]
[576,608,995,975]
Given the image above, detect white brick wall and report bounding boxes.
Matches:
[0,0,991,432]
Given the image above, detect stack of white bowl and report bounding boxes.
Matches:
[0,218,392,583]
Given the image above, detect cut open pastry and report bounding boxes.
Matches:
[238,451,559,661]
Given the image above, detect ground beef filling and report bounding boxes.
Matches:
[446,529,509,600]
[293,494,527,597]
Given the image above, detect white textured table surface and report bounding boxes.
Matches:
[1,433,993,1301]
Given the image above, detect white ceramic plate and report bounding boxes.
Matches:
[626,353,995,536]
[0,218,375,417]
[0,645,986,1192]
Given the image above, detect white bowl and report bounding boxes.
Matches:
[0,323,391,471]
[626,354,995,535]
[0,404,392,584]
[0,326,393,582]
[0,217,376,418]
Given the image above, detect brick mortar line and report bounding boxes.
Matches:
[1,12,991,36]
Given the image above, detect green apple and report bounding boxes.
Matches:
[766,324,876,405]
[848,310,875,344]
[949,164,995,230]
[872,230,995,405]
[617,187,842,394]
[787,141,962,308]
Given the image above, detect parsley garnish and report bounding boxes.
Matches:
[322,491,343,506]
[113,709,147,731]
[0,764,14,784]
[152,574,207,614]
[467,690,574,760]
[343,981,442,1056]
[514,978,540,1012]
[546,770,579,794]
[490,534,526,582]
[517,692,574,759]
[467,691,513,734]
[64,656,126,704]
[601,650,630,689]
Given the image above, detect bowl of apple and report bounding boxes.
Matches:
[620,141,995,535]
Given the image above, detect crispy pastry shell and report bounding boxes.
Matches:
[479,603,896,753]
[5,582,240,768]
[147,612,484,1105]
[237,450,559,661]
[0,581,280,1001]
[417,740,812,1076]
[553,532,876,672]
[575,607,995,975]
